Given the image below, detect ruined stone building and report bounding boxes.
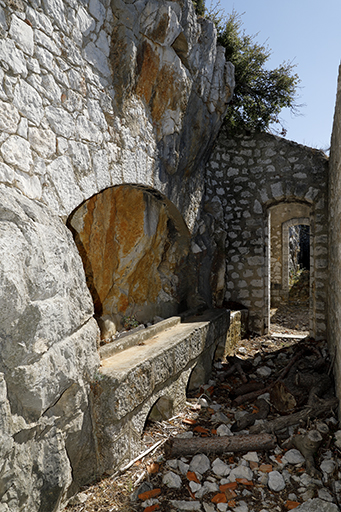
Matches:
[0,0,340,509]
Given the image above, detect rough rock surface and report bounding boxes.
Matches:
[0,0,234,231]
[68,184,192,329]
[0,0,234,508]
[293,498,340,511]
[0,185,100,511]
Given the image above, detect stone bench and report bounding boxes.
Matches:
[91,309,229,474]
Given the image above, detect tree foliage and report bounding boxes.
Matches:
[207,8,301,134]
[193,0,205,16]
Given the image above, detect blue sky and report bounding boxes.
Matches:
[217,0,341,152]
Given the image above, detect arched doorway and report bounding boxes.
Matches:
[268,202,312,334]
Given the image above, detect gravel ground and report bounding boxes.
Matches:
[66,284,340,512]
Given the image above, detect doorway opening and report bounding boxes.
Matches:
[268,204,311,338]
[288,224,310,306]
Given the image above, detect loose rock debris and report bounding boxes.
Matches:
[66,332,341,512]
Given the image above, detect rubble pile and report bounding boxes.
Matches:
[67,335,341,512]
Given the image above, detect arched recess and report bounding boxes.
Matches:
[143,396,174,427]
[67,184,192,337]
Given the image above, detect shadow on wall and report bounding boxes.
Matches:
[67,184,194,339]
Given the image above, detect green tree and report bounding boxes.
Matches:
[210,8,301,134]
[193,0,205,16]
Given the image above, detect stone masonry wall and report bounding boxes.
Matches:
[0,0,233,229]
[328,64,341,412]
[206,129,328,338]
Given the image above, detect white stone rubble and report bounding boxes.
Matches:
[267,470,286,492]
[189,454,211,475]
[162,471,182,489]
[282,449,306,465]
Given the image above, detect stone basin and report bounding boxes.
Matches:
[91,309,230,474]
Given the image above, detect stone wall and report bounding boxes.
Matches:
[206,129,328,337]
[328,64,341,412]
[0,0,234,510]
[0,0,335,506]
[0,0,233,228]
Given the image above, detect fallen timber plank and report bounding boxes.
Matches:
[271,333,308,339]
[164,433,277,458]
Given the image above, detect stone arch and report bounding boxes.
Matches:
[143,396,174,426]
[67,184,192,338]
[265,198,325,339]
[267,202,312,306]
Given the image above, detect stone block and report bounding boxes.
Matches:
[93,310,229,473]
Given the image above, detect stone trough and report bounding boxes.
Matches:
[91,309,233,474]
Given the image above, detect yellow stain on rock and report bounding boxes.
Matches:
[69,185,190,322]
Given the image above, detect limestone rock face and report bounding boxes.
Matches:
[111,0,234,181]
[68,185,191,331]
[0,0,235,508]
[0,185,100,511]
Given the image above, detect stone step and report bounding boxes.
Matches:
[99,310,228,393]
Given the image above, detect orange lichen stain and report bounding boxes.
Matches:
[70,184,190,320]
[114,187,145,256]
[135,41,160,105]
[72,190,119,314]
[126,248,162,305]
[150,65,176,123]
[147,12,169,43]
[117,294,129,313]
